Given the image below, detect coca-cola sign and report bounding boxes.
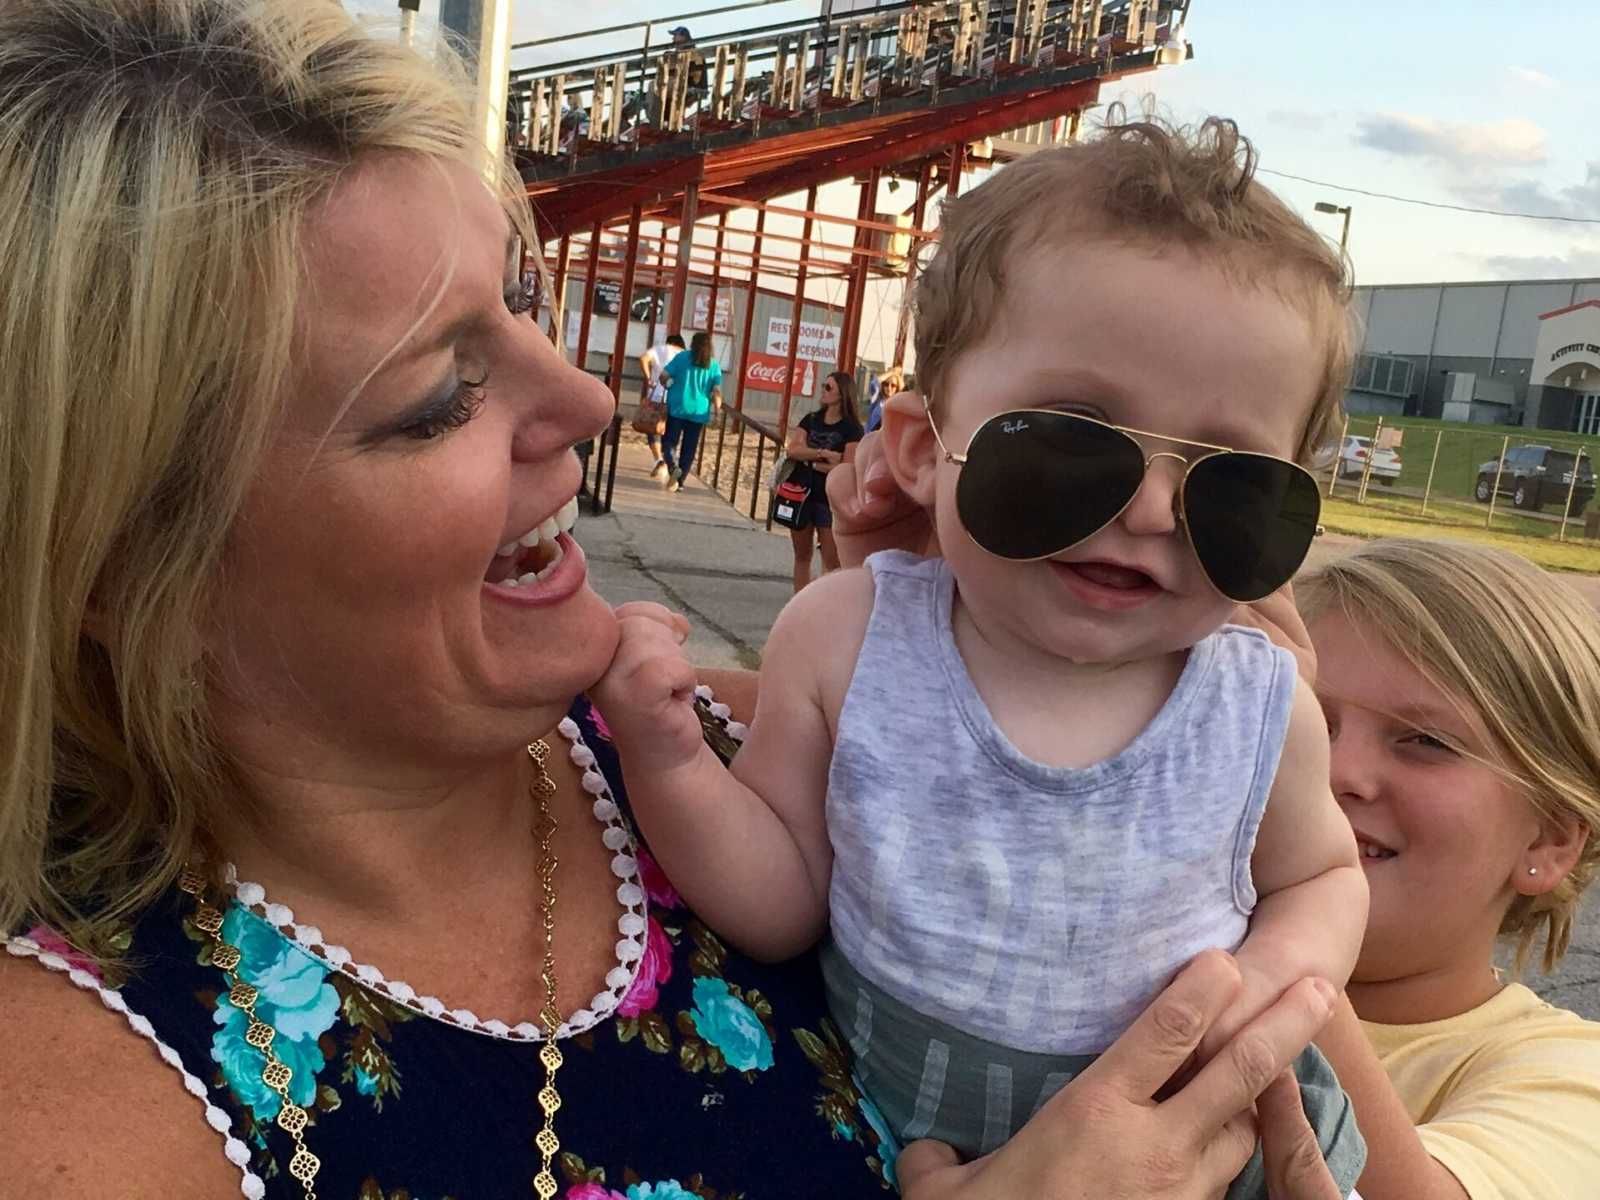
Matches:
[745,352,816,394]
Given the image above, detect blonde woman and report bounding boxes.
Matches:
[0,3,1341,1198]
[1299,540,1600,1200]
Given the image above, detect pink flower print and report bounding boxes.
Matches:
[616,915,673,1018]
[635,849,682,910]
[23,924,102,982]
[565,1184,626,1200]
[587,705,614,742]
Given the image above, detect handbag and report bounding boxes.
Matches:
[631,396,666,437]
[768,457,814,528]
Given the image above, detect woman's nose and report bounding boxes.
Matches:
[512,348,614,462]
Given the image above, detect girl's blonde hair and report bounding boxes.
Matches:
[0,0,529,955]
[1298,539,1600,973]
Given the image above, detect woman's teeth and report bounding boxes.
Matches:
[1358,840,1396,861]
[492,497,579,586]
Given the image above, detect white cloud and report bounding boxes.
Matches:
[1458,161,1600,222]
[1478,245,1600,279]
[1506,66,1559,91]
[1354,113,1548,169]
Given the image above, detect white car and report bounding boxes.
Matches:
[1338,435,1401,484]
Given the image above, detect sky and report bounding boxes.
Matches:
[456,0,1600,289]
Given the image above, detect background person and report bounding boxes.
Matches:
[866,366,903,433]
[783,370,865,591]
[638,332,684,478]
[1299,540,1600,1200]
[658,330,722,493]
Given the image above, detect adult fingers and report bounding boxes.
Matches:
[1166,977,1336,1143]
[1076,949,1242,1105]
[897,1140,966,1199]
[1258,1072,1342,1200]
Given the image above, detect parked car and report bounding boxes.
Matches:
[1474,445,1594,515]
[1338,435,1401,484]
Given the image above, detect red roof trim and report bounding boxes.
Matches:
[1539,299,1600,320]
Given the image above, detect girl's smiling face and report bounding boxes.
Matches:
[1311,611,1545,988]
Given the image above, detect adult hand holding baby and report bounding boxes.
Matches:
[898,951,1343,1200]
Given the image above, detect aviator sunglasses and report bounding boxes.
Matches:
[924,402,1323,603]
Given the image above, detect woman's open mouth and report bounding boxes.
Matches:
[485,496,580,587]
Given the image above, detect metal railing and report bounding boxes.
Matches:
[706,406,786,527]
[508,0,1188,158]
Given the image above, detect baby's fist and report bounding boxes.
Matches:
[591,602,703,772]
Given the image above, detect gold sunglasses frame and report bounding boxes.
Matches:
[921,399,1323,602]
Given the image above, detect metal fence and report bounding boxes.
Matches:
[1327,415,1598,543]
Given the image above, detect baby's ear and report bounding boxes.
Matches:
[880,391,940,507]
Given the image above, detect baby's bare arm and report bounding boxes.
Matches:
[1235,677,1367,1011]
[593,573,872,961]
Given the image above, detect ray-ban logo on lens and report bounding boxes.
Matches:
[1001,419,1029,435]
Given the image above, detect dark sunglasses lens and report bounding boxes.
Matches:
[1184,454,1321,602]
[956,412,1145,559]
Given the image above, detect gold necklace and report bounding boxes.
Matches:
[184,740,565,1200]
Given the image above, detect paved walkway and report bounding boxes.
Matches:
[579,435,1598,1018]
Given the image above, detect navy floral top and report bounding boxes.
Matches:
[11,697,897,1199]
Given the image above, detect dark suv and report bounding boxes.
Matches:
[1475,445,1594,515]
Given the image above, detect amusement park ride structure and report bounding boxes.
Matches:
[505,0,1198,512]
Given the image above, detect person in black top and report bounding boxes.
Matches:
[784,370,864,592]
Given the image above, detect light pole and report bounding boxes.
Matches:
[1314,201,1352,254]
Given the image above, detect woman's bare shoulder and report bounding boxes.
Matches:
[0,949,243,1196]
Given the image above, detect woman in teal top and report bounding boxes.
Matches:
[659,331,723,493]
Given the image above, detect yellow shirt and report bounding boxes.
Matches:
[1362,983,1600,1200]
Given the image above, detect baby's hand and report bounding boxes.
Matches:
[1194,960,1286,1069]
[590,602,703,775]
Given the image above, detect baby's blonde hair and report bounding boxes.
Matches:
[0,0,527,955]
[1298,539,1600,973]
[913,108,1356,464]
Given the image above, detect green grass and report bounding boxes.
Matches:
[1336,413,1600,506]
[1320,495,1600,574]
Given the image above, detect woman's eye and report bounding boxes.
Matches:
[403,376,486,440]
[506,271,540,317]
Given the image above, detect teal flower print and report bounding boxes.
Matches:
[625,1183,697,1200]
[210,905,340,1121]
[352,1064,379,1096]
[854,1074,902,1191]
[688,976,774,1072]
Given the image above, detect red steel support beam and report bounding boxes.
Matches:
[840,167,880,374]
[644,227,661,347]
[666,181,699,334]
[597,203,644,513]
[548,233,571,345]
[947,140,966,199]
[705,209,728,341]
[776,183,819,441]
[573,219,602,374]
[893,158,937,369]
[732,205,768,415]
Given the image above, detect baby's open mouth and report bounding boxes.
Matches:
[485,497,579,588]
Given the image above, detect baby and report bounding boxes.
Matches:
[594,115,1368,1196]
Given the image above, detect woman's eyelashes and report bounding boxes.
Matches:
[402,372,487,441]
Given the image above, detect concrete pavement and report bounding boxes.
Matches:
[577,433,1598,1019]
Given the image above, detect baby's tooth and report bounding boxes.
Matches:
[497,541,519,558]
[518,527,542,548]
[539,516,559,543]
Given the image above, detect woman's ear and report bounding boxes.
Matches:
[1517,813,1589,896]
[880,391,941,508]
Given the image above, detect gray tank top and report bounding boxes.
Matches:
[826,551,1297,1057]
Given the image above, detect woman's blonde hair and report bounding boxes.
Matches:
[1298,539,1600,973]
[913,108,1357,465]
[0,0,529,955]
